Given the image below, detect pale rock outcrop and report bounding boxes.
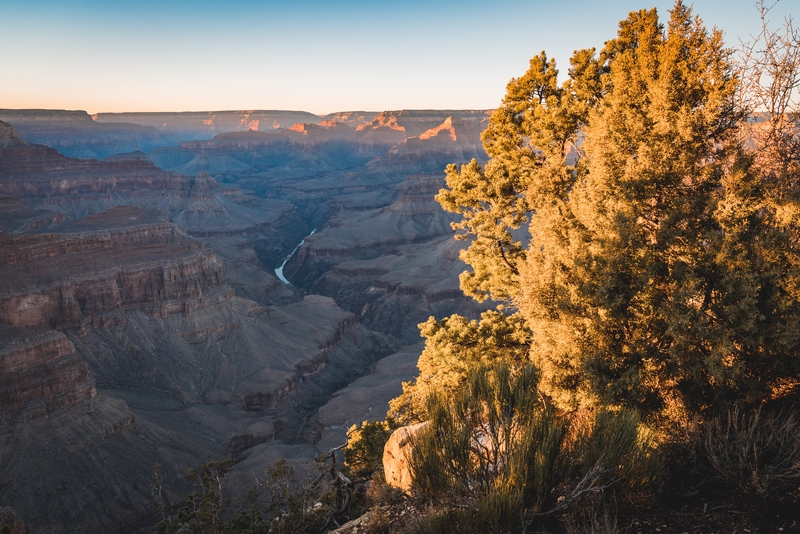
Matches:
[0,121,29,149]
[383,421,429,492]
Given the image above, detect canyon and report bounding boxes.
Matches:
[0,109,490,533]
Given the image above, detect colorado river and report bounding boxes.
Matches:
[275,229,316,285]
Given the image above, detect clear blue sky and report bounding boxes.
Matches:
[0,0,794,114]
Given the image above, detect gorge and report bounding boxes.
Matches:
[275,229,316,286]
[0,109,490,533]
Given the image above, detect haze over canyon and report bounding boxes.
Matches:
[0,107,491,533]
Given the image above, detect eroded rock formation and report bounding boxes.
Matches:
[0,326,95,424]
[0,108,496,533]
[0,207,225,331]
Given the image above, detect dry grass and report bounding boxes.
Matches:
[704,406,800,496]
[561,507,621,534]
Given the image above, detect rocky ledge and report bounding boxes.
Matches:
[0,206,226,331]
[0,325,95,424]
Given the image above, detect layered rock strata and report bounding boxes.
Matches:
[94,110,323,137]
[1,124,299,307]
[0,326,95,424]
[282,175,487,341]
[0,207,225,331]
[314,343,422,449]
[0,108,502,533]
[0,206,396,532]
[0,123,191,202]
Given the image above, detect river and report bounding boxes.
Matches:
[275,228,316,285]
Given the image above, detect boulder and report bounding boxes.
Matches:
[382,421,428,492]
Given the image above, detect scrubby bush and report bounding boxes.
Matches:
[151,456,343,534]
[153,460,237,534]
[704,406,800,497]
[561,508,620,534]
[389,311,531,425]
[344,420,394,480]
[408,363,659,532]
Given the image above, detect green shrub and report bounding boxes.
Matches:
[151,457,335,534]
[408,362,659,532]
[344,420,394,480]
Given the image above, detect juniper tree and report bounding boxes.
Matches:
[436,1,800,417]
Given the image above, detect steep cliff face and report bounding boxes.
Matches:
[0,196,62,234]
[388,116,487,161]
[146,110,491,183]
[0,124,300,306]
[319,111,377,127]
[0,207,226,331]
[0,121,29,149]
[283,175,487,342]
[314,343,422,449]
[0,109,500,533]
[357,109,491,138]
[0,142,191,199]
[0,326,96,424]
[150,127,390,180]
[0,125,249,228]
[287,121,357,141]
[285,174,457,278]
[355,112,408,144]
[0,206,397,533]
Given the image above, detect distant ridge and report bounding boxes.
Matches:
[0,108,495,159]
[94,110,324,134]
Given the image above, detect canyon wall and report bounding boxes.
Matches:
[0,326,95,424]
[0,110,495,533]
[0,207,225,331]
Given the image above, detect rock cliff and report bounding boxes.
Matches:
[0,200,398,532]
[0,109,497,533]
[357,109,491,138]
[94,110,323,138]
[0,207,225,331]
[388,116,487,161]
[0,121,29,149]
[0,123,302,308]
[0,326,95,424]
[283,175,487,342]
[319,111,377,127]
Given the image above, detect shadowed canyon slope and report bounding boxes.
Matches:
[0,111,490,532]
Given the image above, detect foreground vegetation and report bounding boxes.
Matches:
[151,1,800,532]
[373,0,800,531]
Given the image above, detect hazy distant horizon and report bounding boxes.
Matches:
[1,0,795,114]
[0,107,497,117]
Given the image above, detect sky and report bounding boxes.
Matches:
[0,0,795,115]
